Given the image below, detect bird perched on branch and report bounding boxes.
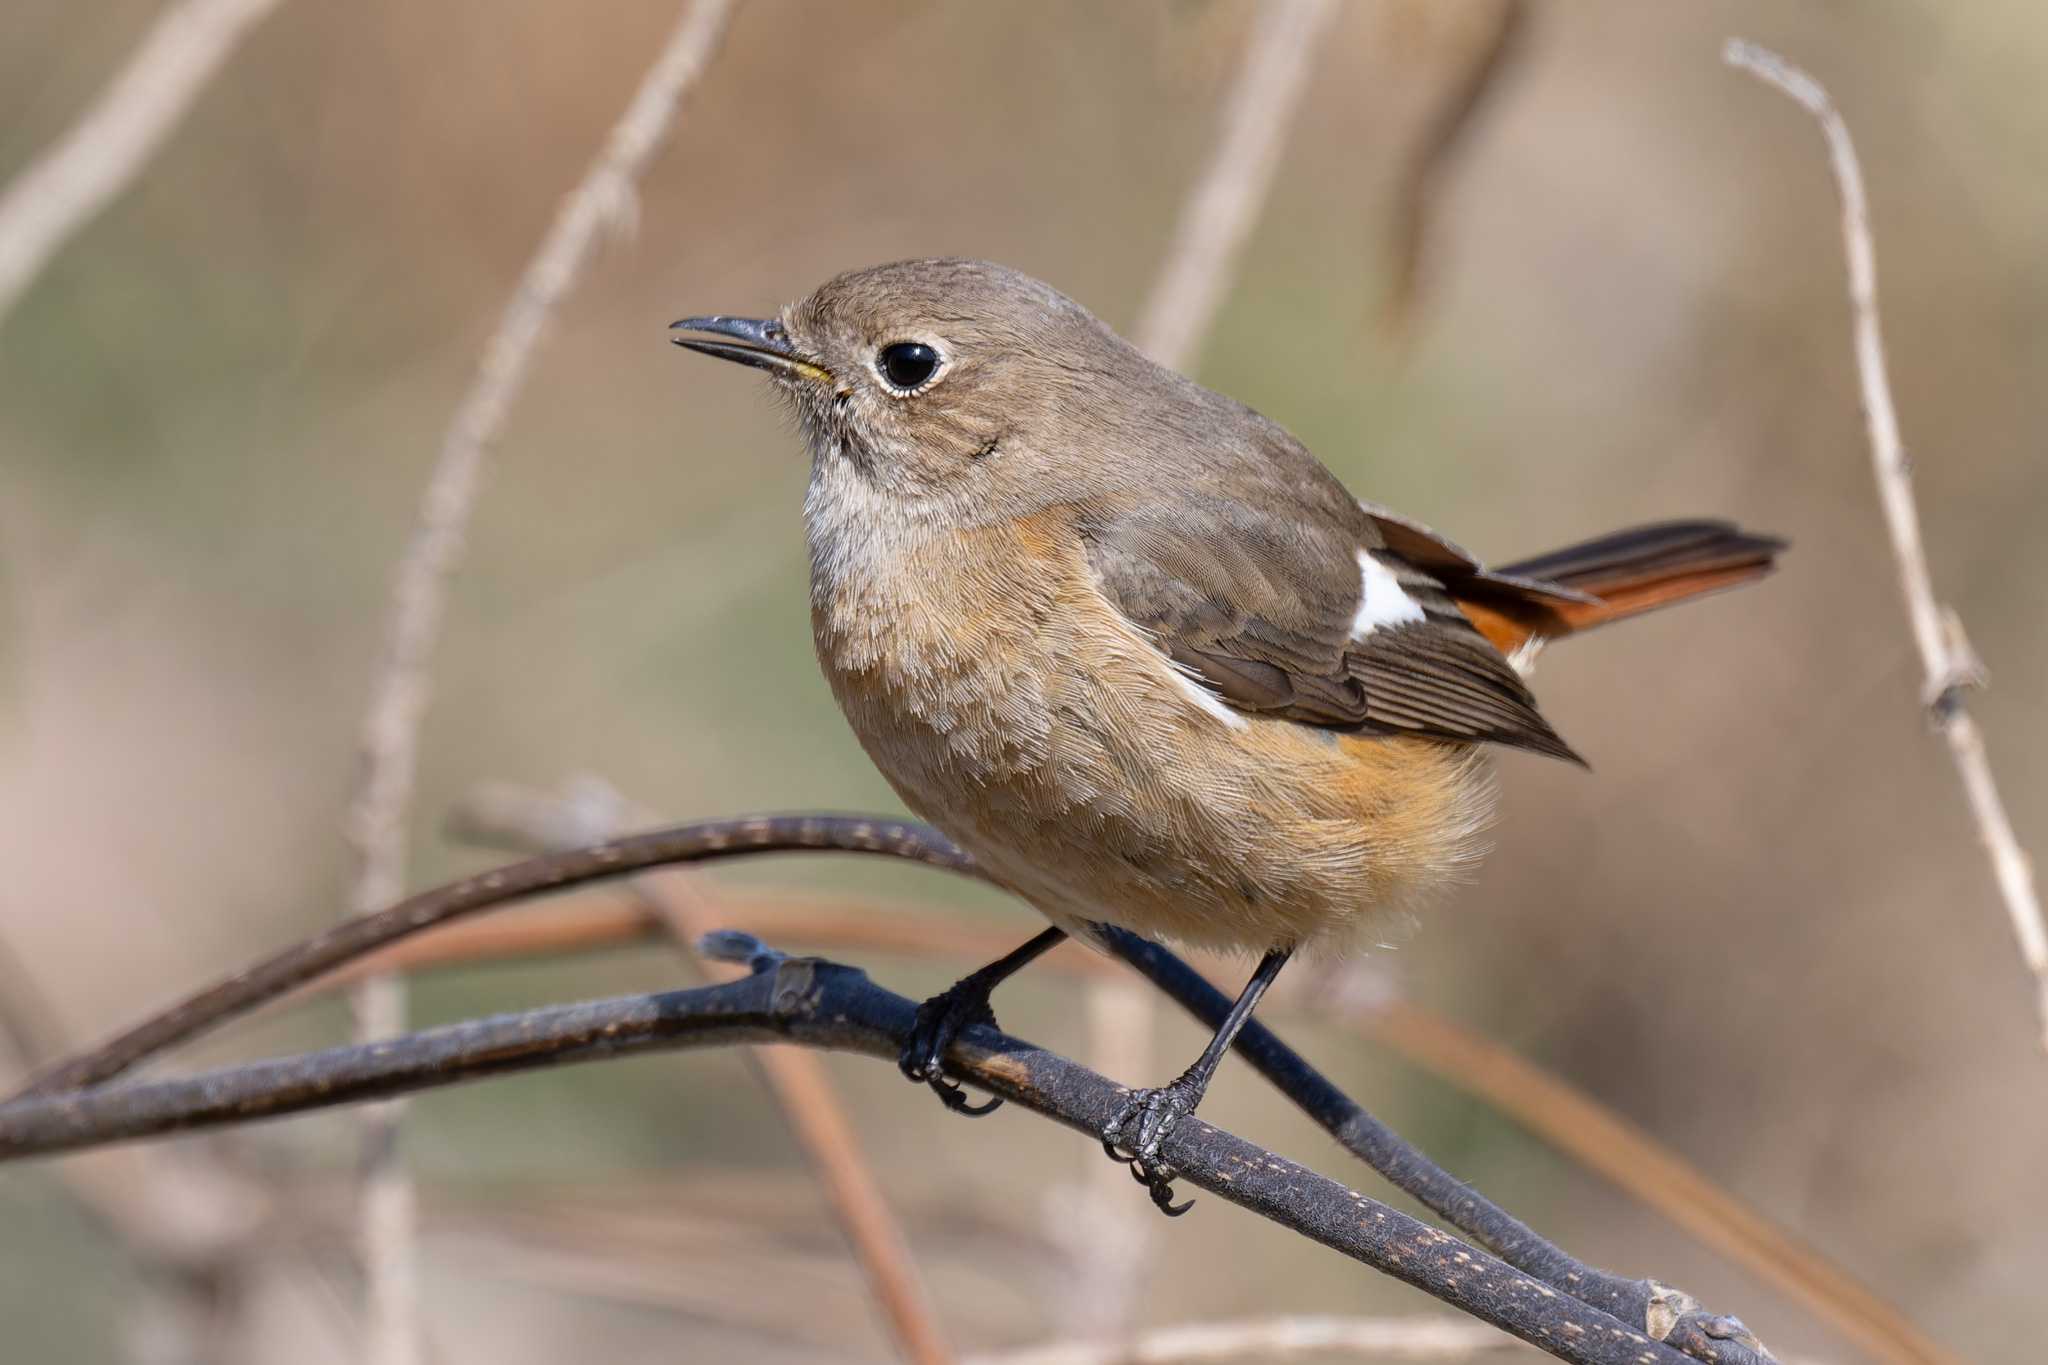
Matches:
[673,258,1782,1213]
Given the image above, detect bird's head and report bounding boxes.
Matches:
[673,258,1161,515]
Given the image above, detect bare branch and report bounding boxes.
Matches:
[0,952,1714,1365]
[1130,0,1340,369]
[340,5,738,1359]
[1094,932,1769,1365]
[1724,40,2048,1052]
[17,816,970,1097]
[21,814,1780,1365]
[1382,0,1527,336]
[1050,978,1156,1338]
[0,932,273,1365]
[463,781,954,1365]
[278,881,1945,1365]
[0,0,286,327]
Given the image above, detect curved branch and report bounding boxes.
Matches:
[1723,40,2048,1053]
[342,7,740,1355]
[272,880,1944,1365]
[0,948,1701,1365]
[17,812,1780,1364]
[18,815,970,1096]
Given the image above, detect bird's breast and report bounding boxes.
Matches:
[803,486,1495,954]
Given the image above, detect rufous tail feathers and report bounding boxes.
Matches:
[1452,520,1786,657]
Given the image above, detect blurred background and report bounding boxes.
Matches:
[2,2,2043,1361]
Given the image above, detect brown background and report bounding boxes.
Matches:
[2,3,2042,1361]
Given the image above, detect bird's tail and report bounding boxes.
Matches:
[1450,520,1786,657]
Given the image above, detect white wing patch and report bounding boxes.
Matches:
[1505,637,1546,676]
[1167,666,1250,730]
[1350,549,1426,638]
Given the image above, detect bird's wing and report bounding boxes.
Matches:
[1080,490,1583,763]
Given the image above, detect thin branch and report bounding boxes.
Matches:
[1055,0,1341,1306]
[0,0,286,327]
[458,782,953,1365]
[340,6,739,1359]
[17,816,971,1097]
[0,951,1711,1365]
[1130,0,1340,369]
[1358,1000,1956,1365]
[962,1314,1520,1365]
[1052,977,1155,1338]
[19,815,1778,1365]
[1093,931,1769,1365]
[0,934,272,1365]
[278,885,1945,1365]
[1382,0,1527,336]
[1724,40,2048,1051]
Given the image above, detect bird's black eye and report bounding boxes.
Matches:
[877,341,940,391]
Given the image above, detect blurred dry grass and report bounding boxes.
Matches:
[2,2,2044,1362]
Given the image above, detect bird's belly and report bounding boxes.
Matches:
[811,521,1496,956]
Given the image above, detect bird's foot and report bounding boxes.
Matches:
[1101,1077,1204,1216]
[898,982,1003,1116]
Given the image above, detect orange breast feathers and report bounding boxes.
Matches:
[810,514,1499,953]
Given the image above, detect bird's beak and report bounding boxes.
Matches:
[668,315,830,383]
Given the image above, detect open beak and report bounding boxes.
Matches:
[669,315,830,383]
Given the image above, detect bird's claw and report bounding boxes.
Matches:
[925,1073,1002,1116]
[1101,1081,1200,1216]
[898,982,1003,1117]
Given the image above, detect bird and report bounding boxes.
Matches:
[671,257,1782,1213]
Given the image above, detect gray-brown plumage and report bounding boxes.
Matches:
[672,258,1783,1200]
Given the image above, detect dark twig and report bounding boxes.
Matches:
[276,886,1940,1365]
[453,781,954,1365]
[0,949,1705,1365]
[18,813,1778,1363]
[16,816,971,1096]
[1095,930,1768,1364]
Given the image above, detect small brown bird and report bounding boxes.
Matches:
[674,258,1781,1211]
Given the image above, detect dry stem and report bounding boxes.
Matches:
[1724,40,2048,1051]
[1130,0,1340,370]
[456,781,954,1365]
[0,0,286,326]
[16,815,1780,1365]
[0,954,1715,1365]
[1059,2,1349,1327]
[340,5,739,1362]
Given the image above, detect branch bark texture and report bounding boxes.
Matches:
[1725,39,2048,1051]
[0,951,1707,1365]
[17,814,1774,1364]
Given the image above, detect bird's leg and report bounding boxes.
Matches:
[1102,946,1293,1215]
[900,926,1067,1116]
